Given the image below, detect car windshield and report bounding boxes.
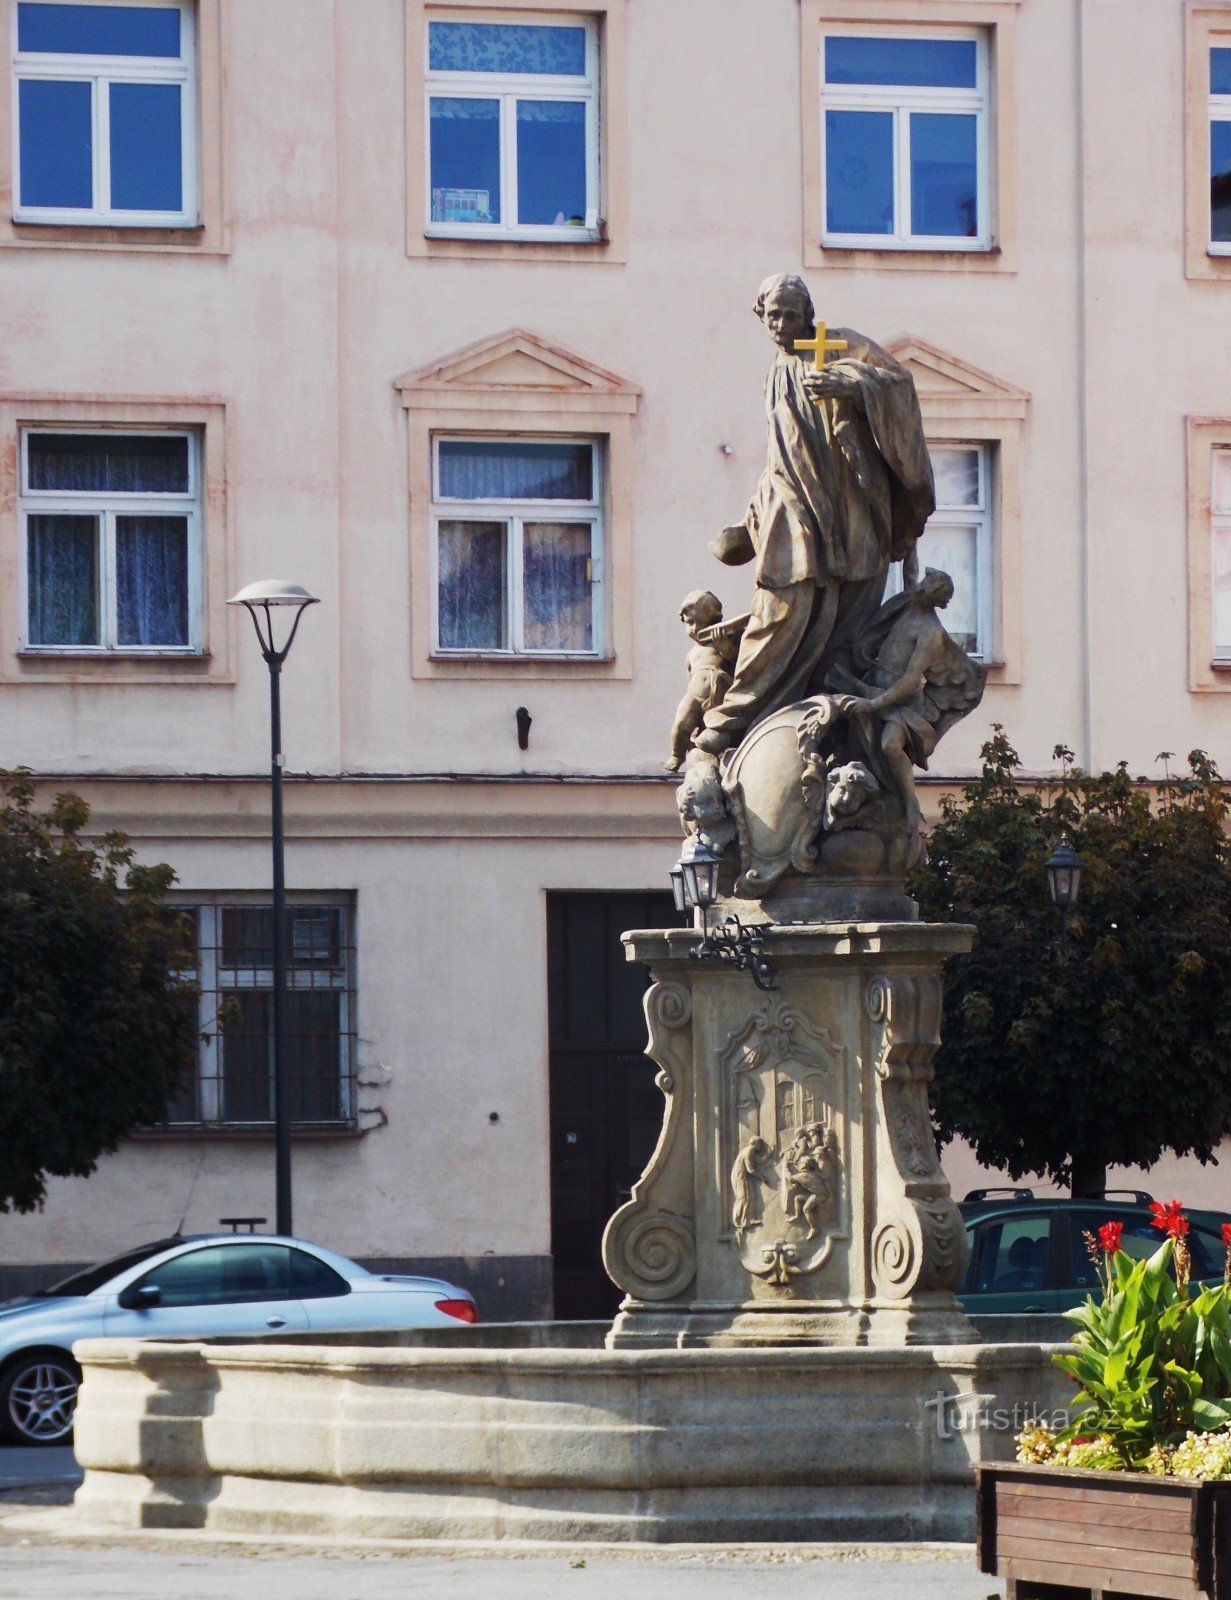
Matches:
[40,1239,185,1297]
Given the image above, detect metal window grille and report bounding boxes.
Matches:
[163,895,356,1130]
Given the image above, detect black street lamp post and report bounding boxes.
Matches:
[227,580,319,1237]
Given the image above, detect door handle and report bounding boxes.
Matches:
[266,1316,286,1329]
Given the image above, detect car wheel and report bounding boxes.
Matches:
[0,1352,81,1446]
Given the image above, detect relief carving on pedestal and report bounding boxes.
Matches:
[721,996,846,1286]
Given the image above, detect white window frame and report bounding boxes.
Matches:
[887,440,994,661]
[819,23,990,252]
[18,425,203,655]
[1210,43,1231,256]
[1212,449,1231,661]
[165,894,356,1130]
[12,0,197,227]
[424,8,600,242]
[430,433,605,658]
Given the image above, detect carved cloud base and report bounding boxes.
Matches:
[603,921,977,1350]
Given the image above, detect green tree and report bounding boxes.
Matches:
[0,771,197,1212]
[915,730,1231,1198]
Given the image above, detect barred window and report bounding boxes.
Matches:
[164,895,356,1130]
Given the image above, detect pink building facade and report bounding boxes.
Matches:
[1,0,1230,1312]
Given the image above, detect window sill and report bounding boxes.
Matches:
[15,211,200,230]
[6,219,226,255]
[425,225,603,245]
[416,651,625,681]
[130,1124,363,1142]
[7,650,232,687]
[18,648,209,662]
[805,239,1011,273]
[410,231,623,264]
[430,651,610,664]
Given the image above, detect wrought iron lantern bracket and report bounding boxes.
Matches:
[689,912,779,992]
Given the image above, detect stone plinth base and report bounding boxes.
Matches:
[68,1334,1067,1544]
[604,922,976,1350]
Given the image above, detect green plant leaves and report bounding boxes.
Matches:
[1050,1239,1231,1465]
[0,769,198,1212]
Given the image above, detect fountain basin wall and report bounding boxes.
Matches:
[69,1333,1068,1543]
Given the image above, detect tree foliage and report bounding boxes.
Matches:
[914,729,1231,1195]
[0,771,197,1212]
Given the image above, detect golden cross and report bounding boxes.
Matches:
[794,322,848,369]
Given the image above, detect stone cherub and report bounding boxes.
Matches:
[675,748,737,855]
[665,591,739,772]
[829,569,987,836]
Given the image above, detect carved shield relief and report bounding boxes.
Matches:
[721,997,848,1285]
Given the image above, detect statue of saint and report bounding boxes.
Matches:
[695,274,935,756]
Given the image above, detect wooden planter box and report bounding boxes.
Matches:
[977,1464,1231,1600]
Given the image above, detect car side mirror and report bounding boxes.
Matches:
[121,1284,162,1310]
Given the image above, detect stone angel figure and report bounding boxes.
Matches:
[827,569,987,835]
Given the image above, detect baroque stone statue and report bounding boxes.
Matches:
[669,273,986,917]
[606,277,985,1347]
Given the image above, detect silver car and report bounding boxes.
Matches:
[0,1233,478,1446]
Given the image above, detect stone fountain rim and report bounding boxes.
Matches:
[74,1335,1064,1374]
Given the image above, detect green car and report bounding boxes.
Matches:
[956,1189,1231,1315]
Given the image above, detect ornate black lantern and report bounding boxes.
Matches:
[676,837,721,913]
[668,838,777,991]
[1045,837,1084,912]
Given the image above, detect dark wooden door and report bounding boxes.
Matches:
[547,891,681,1320]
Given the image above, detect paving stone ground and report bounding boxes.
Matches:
[0,1511,1000,1600]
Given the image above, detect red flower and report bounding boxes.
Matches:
[1149,1199,1190,1239]
[1098,1221,1124,1255]
[1222,1222,1231,1250]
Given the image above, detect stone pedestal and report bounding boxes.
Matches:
[604,921,976,1349]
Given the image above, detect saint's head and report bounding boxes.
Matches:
[753,273,815,355]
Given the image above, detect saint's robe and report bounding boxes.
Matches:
[703,329,935,745]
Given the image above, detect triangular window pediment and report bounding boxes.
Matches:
[397,328,640,410]
[886,336,1029,419]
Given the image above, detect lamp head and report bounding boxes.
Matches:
[228,580,319,663]
[1045,837,1084,911]
[675,836,722,916]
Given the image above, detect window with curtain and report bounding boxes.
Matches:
[20,428,202,652]
[1211,46,1231,251]
[886,442,994,659]
[13,0,197,225]
[425,15,599,240]
[1212,451,1231,661]
[161,896,357,1130]
[432,436,603,656]
[820,29,989,249]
